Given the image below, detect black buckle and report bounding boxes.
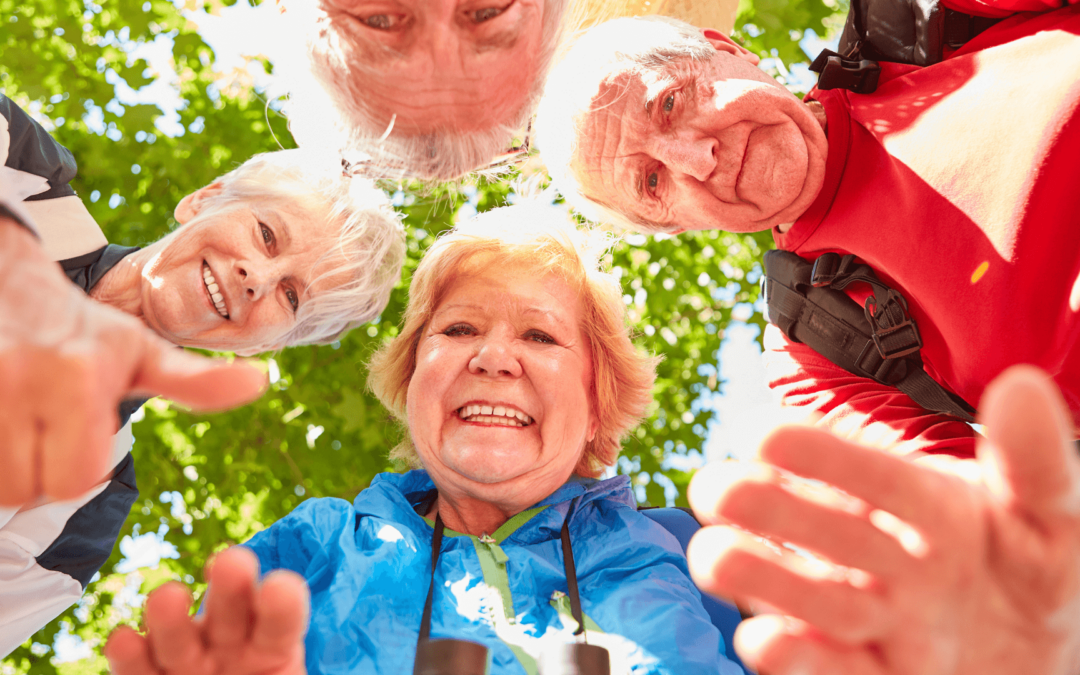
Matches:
[864,290,922,359]
[810,49,881,94]
[810,252,856,287]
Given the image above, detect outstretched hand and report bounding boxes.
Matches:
[687,365,1080,675]
[106,547,309,675]
[0,218,267,505]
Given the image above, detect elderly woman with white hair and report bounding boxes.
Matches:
[103,204,743,675]
[0,93,405,656]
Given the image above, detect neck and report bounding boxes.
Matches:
[428,493,517,537]
[775,99,830,236]
[88,244,157,319]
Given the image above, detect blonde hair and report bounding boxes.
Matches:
[279,0,574,181]
[196,149,405,352]
[535,16,716,231]
[368,202,658,477]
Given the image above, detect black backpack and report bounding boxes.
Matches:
[809,0,1001,93]
[762,250,977,422]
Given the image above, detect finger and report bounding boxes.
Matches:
[690,462,910,578]
[977,365,1080,520]
[0,354,34,505]
[204,546,260,648]
[34,353,118,500]
[734,615,884,675]
[105,625,161,675]
[757,425,949,529]
[252,570,310,651]
[688,525,891,644]
[130,340,267,412]
[144,582,210,672]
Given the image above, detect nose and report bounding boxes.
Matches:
[235,260,274,302]
[468,331,523,379]
[653,132,718,182]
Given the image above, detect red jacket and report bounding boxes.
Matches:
[767,3,1080,457]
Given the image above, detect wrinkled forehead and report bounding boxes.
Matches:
[568,70,652,209]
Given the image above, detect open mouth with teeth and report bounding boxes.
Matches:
[457,404,533,427]
[202,262,229,319]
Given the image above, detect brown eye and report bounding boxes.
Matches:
[647,172,659,193]
[662,92,676,114]
[471,6,504,22]
[259,223,274,246]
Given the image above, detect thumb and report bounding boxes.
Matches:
[978,365,1080,520]
[129,337,268,412]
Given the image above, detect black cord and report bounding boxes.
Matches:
[418,513,445,643]
[560,498,586,640]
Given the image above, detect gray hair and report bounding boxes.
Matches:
[280,0,572,181]
[534,16,716,232]
[202,149,405,352]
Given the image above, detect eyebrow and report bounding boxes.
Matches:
[435,302,574,330]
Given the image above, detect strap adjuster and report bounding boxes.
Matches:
[810,49,881,94]
[864,290,922,359]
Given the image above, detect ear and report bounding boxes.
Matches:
[174,182,224,225]
[698,27,761,66]
[586,412,600,444]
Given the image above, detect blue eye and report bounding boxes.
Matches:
[662,92,676,114]
[286,287,299,311]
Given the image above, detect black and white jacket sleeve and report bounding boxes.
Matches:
[0,93,107,258]
[0,94,138,656]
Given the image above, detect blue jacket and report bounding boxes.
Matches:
[244,470,741,675]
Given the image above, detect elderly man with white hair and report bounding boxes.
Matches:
[278,0,572,180]
[533,6,1080,675]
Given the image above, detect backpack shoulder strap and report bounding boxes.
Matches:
[763,250,976,423]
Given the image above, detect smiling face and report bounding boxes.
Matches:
[138,185,341,355]
[406,263,598,509]
[571,42,828,233]
[315,0,547,135]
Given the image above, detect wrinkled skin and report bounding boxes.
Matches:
[572,30,828,233]
[105,547,309,675]
[307,0,545,135]
[687,365,1080,675]
[0,219,267,506]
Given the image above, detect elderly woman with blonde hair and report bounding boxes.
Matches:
[104,203,740,675]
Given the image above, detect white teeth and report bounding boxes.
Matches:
[202,263,229,319]
[458,404,533,426]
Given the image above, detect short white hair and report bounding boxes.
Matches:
[279,0,572,181]
[535,16,716,231]
[201,149,406,352]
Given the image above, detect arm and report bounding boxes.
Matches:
[0,215,267,506]
[764,324,978,458]
[687,365,1080,675]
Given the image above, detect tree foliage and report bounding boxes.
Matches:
[0,0,841,671]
